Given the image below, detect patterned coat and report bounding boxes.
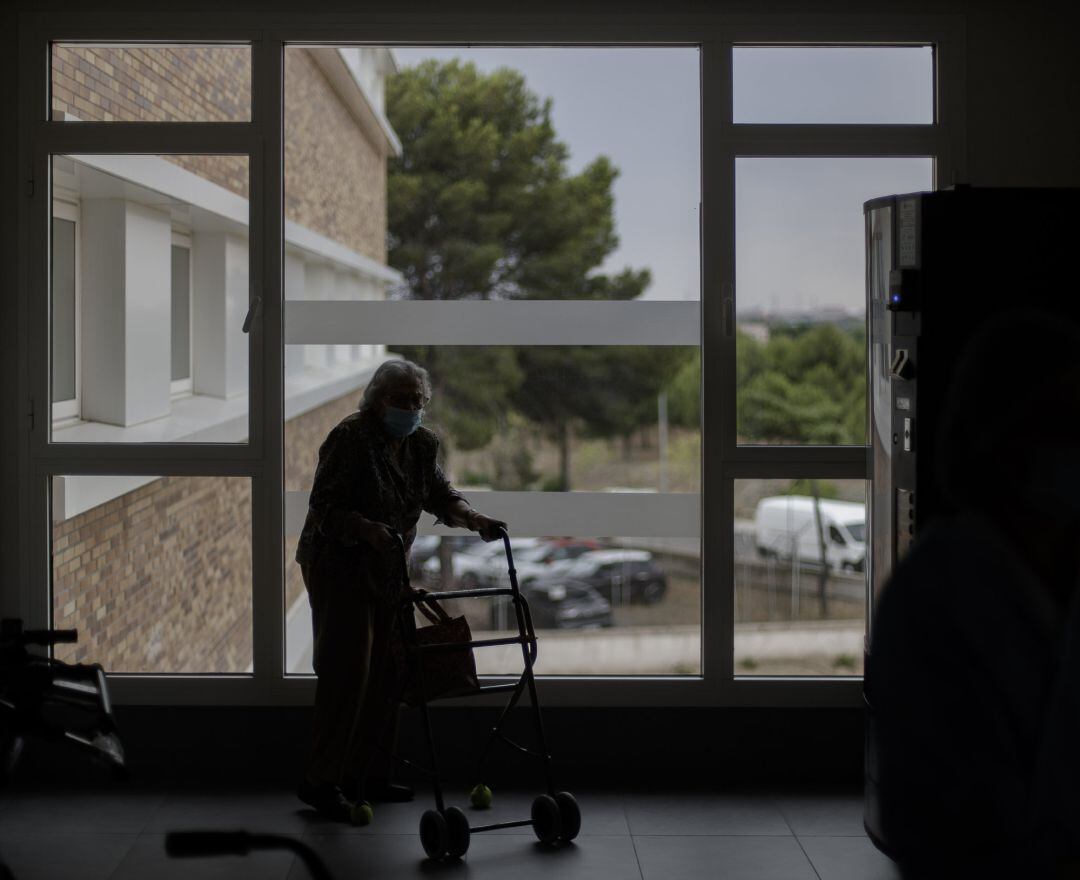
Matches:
[296,410,467,604]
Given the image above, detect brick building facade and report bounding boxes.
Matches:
[50,44,399,672]
[284,49,388,263]
[50,45,389,260]
[53,477,253,672]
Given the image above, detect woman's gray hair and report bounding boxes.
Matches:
[358,359,432,416]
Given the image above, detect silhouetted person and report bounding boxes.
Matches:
[296,359,506,821]
[867,310,1080,878]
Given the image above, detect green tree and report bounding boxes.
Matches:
[513,345,682,489]
[417,346,522,453]
[737,357,855,616]
[387,60,652,482]
[664,349,701,429]
[737,323,865,444]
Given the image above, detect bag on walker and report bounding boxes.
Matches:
[393,596,479,707]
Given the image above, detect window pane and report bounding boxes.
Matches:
[51,154,250,443]
[284,346,700,494]
[280,46,702,678]
[285,535,700,676]
[734,478,866,676]
[171,245,191,382]
[51,475,252,673]
[282,343,700,677]
[733,46,934,124]
[51,217,76,403]
[736,157,933,445]
[51,43,251,122]
[284,45,700,301]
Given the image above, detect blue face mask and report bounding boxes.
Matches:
[383,405,423,438]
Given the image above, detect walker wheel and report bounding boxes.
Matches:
[531,794,563,844]
[554,791,581,842]
[444,806,471,858]
[420,809,448,859]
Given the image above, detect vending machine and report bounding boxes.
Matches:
[862,186,1080,854]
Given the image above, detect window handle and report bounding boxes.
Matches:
[242,296,262,334]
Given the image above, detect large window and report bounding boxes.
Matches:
[50,43,252,123]
[51,475,253,673]
[48,154,252,444]
[734,479,867,676]
[732,46,934,124]
[17,18,961,705]
[283,45,702,678]
[725,37,942,681]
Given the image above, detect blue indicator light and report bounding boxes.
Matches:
[891,294,901,302]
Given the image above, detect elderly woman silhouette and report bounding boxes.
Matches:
[295,359,506,821]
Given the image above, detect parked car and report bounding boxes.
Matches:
[497,539,604,589]
[532,538,604,564]
[551,549,668,605]
[407,535,474,580]
[490,578,614,630]
[753,495,866,572]
[421,538,542,588]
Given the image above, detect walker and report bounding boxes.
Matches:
[395,528,581,860]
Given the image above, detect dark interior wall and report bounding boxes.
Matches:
[1,0,1077,786]
[17,705,866,790]
[964,5,1080,186]
[1,7,20,622]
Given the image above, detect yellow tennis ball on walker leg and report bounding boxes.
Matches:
[469,783,493,809]
[350,800,374,826]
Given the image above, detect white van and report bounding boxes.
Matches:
[753,495,866,572]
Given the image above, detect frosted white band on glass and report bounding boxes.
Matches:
[285,490,701,537]
[284,301,700,346]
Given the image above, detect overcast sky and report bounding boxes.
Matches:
[392,46,933,313]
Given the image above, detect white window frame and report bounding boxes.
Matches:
[716,21,964,707]
[50,197,80,425]
[15,12,965,710]
[169,230,194,398]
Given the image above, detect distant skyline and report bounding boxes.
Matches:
[391,46,934,311]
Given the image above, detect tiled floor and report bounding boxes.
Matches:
[0,786,900,880]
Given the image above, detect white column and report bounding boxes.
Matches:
[284,249,307,379]
[372,279,389,361]
[335,268,363,362]
[79,199,171,426]
[304,262,336,369]
[192,231,249,399]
